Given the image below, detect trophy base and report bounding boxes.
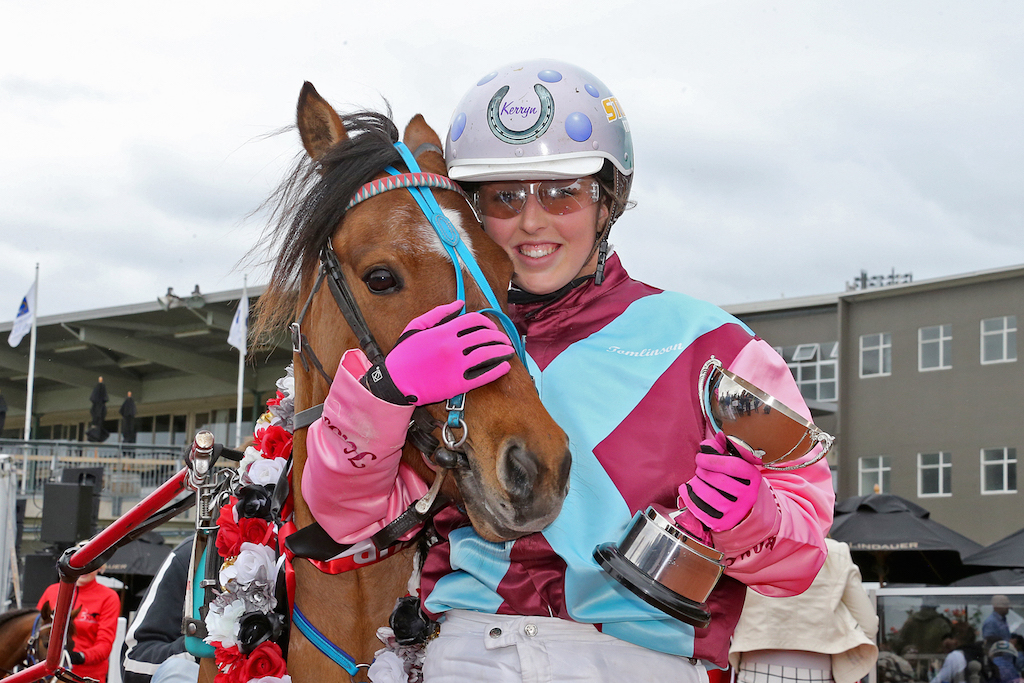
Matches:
[594,543,712,628]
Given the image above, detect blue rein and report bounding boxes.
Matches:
[291,605,361,676]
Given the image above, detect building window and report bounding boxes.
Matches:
[981,316,1017,364]
[981,447,1017,494]
[918,452,952,497]
[919,324,952,371]
[783,342,838,402]
[860,333,891,377]
[859,456,891,495]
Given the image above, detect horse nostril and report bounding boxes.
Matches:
[503,443,539,503]
[558,447,571,492]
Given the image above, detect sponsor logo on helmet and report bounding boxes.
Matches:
[487,84,554,145]
[602,97,625,123]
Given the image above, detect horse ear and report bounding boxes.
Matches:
[40,602,52,621]
[297,82,348,162]
[403,114,445,172]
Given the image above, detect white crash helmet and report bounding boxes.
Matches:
[445,59,634,226]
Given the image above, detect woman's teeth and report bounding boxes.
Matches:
[519,244,557,258]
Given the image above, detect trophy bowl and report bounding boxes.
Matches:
[698,356,833,470]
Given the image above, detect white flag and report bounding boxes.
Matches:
[227,293,249,352]
[7,283,35,348]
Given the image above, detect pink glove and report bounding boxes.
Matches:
[363,300,515,405]
[679,431,763,533]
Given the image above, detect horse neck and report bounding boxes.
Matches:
[0,615,36,672]
[287,359,427,674]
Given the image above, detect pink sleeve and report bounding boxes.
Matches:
[301,349,430,544]
[712,338,835,596]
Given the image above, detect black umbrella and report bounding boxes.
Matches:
[830,494,984,585]
[961,527,1024,569]
[104,530,172,576]
[950,568,1024,587]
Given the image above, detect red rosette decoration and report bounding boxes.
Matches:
[254,425,293,461]
[266,390,284,408]
[240,641,288,681]
[238,516,276,548]
[215,499,242,558]
[213,643,247,683]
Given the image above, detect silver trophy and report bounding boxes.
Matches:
[594,356,834,627]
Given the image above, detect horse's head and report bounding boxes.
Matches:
[260,83,570,542]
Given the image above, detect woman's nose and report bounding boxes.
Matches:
[517,192,548,232]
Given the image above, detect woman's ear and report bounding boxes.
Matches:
[597,200,611,233]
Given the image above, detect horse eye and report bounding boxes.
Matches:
[363,267,399,293]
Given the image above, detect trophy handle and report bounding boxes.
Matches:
[762,426,835,471]
[698,356,724,435]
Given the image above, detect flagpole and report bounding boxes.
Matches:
[22,264,38,443]
[234,276,247,448]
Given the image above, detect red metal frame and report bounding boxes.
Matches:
[7,468,190,683]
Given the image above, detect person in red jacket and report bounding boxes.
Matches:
[37,567,121,683]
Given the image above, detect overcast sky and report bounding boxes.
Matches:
[2,1,1022,321]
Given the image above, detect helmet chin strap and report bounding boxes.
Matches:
[508,219,612,312]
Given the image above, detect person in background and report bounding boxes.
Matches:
[729,538,878,683]
[297,58,834,682]
[87,376,110,442]
[0,390,7,434]
[119,391,138,444]
[988,640,1020,683]
[122,539,198,683]
[929,624,975,683]
[984,596,1013,648]
[1009,635,1024,676]
[37,566,121,683]
[895,604,953,657]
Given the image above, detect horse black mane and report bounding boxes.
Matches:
[254,110,405,337]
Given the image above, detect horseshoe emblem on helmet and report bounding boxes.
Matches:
[487,84,554,145]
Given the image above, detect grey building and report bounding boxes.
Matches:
[0,285,291,446]
[726,264,1022,545]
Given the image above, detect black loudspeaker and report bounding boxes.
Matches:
[22,552,60,607]
[41,482,95,544]
[61,467,103,536]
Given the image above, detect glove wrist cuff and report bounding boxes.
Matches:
[360,363,413,405]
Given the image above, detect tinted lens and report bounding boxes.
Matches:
[477,183,527,219]
[476,179,600,218]
[537,179,599,216]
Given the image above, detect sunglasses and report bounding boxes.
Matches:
[475,178,601,219]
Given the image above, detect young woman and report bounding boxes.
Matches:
[302,59,835,682]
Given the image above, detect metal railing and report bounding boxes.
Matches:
[0,438,186,499]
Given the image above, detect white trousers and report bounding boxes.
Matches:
[422,610,707,683]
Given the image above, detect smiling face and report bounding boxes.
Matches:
[478,177,610,295]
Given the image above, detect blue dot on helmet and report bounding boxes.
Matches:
[450,112,467,142]
[585,83,600,98]
[537,69,562,83]
[565,112,592,142]
[477,72,498,86]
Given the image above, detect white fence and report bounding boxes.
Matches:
[0,438,185,501]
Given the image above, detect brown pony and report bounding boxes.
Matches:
[0,605,77,678]
[236,84,571,682]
